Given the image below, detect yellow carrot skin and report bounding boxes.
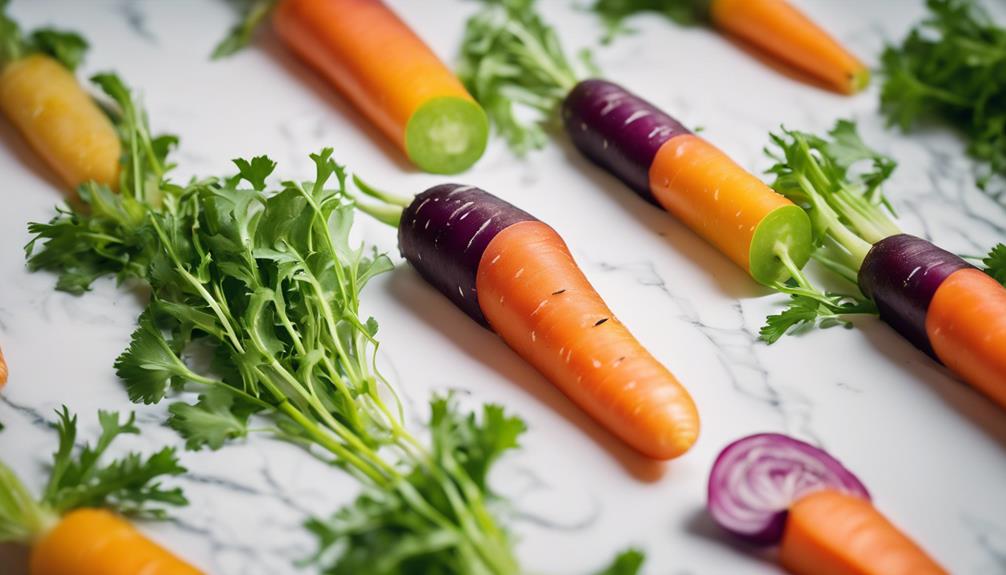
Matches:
[0,54,120,190]
[0,344,7,387]
[30,508,203,575]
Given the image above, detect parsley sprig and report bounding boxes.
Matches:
[881,0,1006,193]
[588,0,706,43]
[0,408,187,544]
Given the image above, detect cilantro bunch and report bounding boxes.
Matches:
[0,408,187,544]
[881,0,1006,193]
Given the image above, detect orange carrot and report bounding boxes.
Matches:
[926,268,1006,409]
[30,508,202,575]
[780,490,947,575]
[475,220,700,459]
[709,0,869,94]
[649,133,811,285]
[0,344,7,387]
[272,0,488,174]
[0,54,121,190]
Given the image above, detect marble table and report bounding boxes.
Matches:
[1,1,1005,573]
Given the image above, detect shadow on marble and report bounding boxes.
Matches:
[0,542,29,574]
[721,35,839,96]
[0,120,66,202]
[682,507,779,570]
[554,136,774,302]
[252,28,415,174]
[858,320,1006,451]
[385,266,669,482]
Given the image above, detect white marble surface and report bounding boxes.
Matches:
[1,1,1005,573]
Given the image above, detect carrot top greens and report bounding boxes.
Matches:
[881,0,1006,193]
[458,0,590,155]
[0,408,187,544]
[589,0,707,42]
[0,0,89,69]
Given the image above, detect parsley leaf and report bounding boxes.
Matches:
[593,548,646,575]
[458,0,583,155]
[168,387,257,450]
[881,0,1006,192]
[27,28,88,71]
[590,0,705,43]
[41,407,187,519]
[760,292,877,344]
[983,243,1006,286]
[115,312,200,404]
[212,0,277,59]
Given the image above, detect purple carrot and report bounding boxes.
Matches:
[562,79,691,202]
[398,184,535,325]
[859,234,974,356]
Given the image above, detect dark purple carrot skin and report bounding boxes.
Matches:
[859,234,974,357]
[562,78,691,203]
[399,184,536,326]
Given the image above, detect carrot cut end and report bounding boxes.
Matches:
[405,96,489,174]
[748,204,812,286]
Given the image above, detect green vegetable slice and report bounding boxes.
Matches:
[405,96,489,174]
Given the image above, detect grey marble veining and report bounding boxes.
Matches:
[1,1,1005,574]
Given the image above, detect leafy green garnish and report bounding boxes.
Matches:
[0,1,89,70]
[306,396,524,575]
[760,292,877,344]
[593,548,646,575]
[760,120,900,342]
[983,243,1006,286]
[212,0,278,58]
[0,408,187,544]
[29,141,523,573]
[881,0,1006,192]
[458,0,585,155]
[589,0,706,43]
[766,120,902,278]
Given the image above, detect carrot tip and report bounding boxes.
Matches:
[849,67,871,94]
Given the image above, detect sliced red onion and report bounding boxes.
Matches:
[707,433,870,546]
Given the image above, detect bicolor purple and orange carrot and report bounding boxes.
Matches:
[763,121,1006,410]
[355,181,700,460]
[459,0,814,290]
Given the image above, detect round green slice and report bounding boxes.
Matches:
[405,96,489,175]
[748,204,813,286]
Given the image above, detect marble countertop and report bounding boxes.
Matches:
[2,1,1005,573]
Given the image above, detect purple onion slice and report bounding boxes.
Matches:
[707,433,870,546]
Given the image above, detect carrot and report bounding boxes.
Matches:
[648,133,811,284]
[0,344,7,387]
[780,490,947,575]
[709,0,870,94]
[272,0,488,174]
[29,508,202,575]
[0,54,120,190]
[475,219,700,459]
[926,268,1006,409]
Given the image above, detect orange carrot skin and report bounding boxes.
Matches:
[649,134,810,283]
[0,344,7,387]
[926,268,1006,409]
[30,508,203,575]
[476,220,700,459]
[272,0,486,173]
[709,0,869,94]
[0,55,120,190]
[780,490,946,575]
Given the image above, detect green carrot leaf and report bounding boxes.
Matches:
[590,0,705,43]
[42,409,187,518]
[593,547,647,575]
[168,387,258,451]
[430,396,526,491]
[115,313,196,404]
[760,292,877,344]
[232,155,276,191]
[27,28,88,71]
[983,243,1006,286]
[212,0,278,59]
